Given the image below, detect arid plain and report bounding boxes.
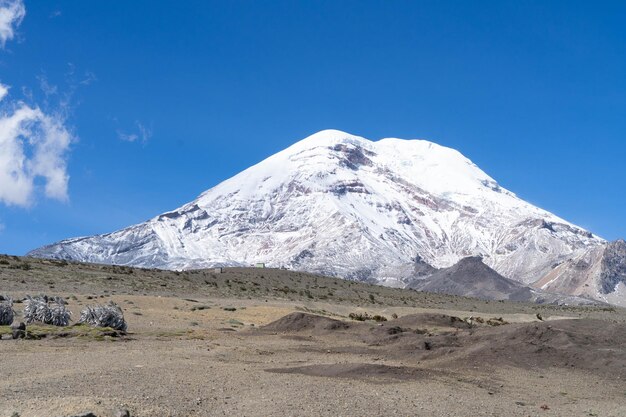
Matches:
[1,255,625,417]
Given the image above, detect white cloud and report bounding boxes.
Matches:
[117,130,138,143]
[137,121,152,143]
[0,2,74,208]
[0,82,8,101]
[0,0,25,49]
[79,71,97,86]
[0,82,73,207]
[117,120,152,144]
[37,74,58,97]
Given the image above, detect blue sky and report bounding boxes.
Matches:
[0,0,624,255]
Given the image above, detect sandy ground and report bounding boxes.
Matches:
[0,293,625,417]
[0,258,625,416]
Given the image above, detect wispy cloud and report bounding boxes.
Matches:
[0,81,73,207]
[117,120,152,144]
[37,73,58,97]
[0,0,25,49]
[79,71,97,86]
[137,121,152,143]
[117,130,139,143]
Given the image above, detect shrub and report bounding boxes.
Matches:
[9,262,31,270]
[486,317,508,326]
[23,295,71,326]
[79,302,127,331]
[0,295,14,325]
[348,312,368,321]
[348,312,387,322]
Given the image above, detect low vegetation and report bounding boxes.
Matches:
[0,323,123,340]
[79,302,128,331]
[0,295,14,325]
[348,312,388,322]
[23,295,71,326]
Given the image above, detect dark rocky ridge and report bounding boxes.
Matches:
[407,256,529,301]
[599,239,626,294]
[407,256,597,305]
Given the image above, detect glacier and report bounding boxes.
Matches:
[30,129,623,303]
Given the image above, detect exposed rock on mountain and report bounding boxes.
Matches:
[408,256,528,300]
[407,256,597,305]
[28,130,622,304]
[534,239,626,306]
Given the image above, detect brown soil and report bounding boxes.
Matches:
[1,255,625,416]
[267,363,434,381]
[260,312,626,378]
[261,311,351,333]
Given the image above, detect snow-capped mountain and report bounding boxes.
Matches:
[30,130,621,302]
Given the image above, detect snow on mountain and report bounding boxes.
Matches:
[29,129,610,299]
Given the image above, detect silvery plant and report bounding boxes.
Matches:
[0,295,14,325]
[23,295,72,326]
[79,302,127,331]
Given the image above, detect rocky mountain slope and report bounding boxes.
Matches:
[533,239,626,305]
[408,256,532,301]
[408,256,598,305]
[28,130,624,304]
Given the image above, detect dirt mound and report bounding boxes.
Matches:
[413,318,626,378]
[337,313,470,349]
[262,312,350,333]
[266,363,431,380]
[263,313,626,378]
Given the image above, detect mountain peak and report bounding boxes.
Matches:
[28,131,607,302]
[300,129,364,142]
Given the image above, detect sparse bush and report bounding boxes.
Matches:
[386,326,405,335]
[348,312,387,322]
[0,295,14,325]
[9,262,31,270]
[349,312,370,321]
[23,295,71,326]
[486,317,508,326]
[79,302,127,331]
